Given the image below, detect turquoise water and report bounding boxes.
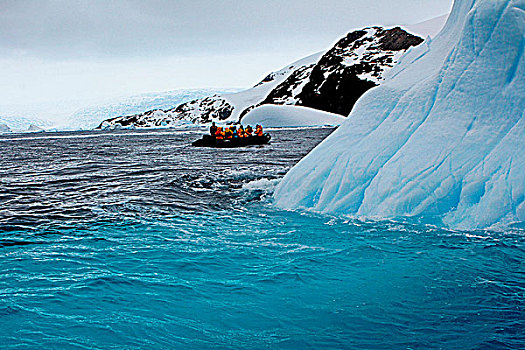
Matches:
[0,129,523,348]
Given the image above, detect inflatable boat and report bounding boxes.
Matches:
[192,134,271,148]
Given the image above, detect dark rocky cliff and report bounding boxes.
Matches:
[251,27,423,117]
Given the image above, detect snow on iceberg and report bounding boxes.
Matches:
[241,105,345,128]
[274,0,525,230]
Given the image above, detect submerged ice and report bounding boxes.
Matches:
[274,0,525,229]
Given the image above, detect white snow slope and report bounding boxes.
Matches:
[274,0,525,230]
[242,105,345,128]
[405,14,450,38]
[221,53,323,122]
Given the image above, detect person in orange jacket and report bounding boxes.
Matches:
[245,125,253,137]
[224,127,233,139]
[237,125,246,138]
[215,126,224,140]
[255,124,263,137]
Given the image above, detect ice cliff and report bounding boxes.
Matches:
[274,0,525,230]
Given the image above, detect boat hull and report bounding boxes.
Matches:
[192,134,271,148]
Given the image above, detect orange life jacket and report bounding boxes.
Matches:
[215,127,224,139]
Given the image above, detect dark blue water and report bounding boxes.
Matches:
[0,129,524,349]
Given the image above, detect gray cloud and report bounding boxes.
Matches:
[0,0,453,59]
[0,0,453,110]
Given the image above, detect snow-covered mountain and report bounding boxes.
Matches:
[99,26,423,129]
[64,88,236,130]
[252,27,424,117]
[97,53,322,129]
[274,0,525,230]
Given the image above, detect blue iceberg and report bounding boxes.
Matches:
[274,0,525,229]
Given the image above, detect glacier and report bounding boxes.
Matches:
[69,89,234,130]
[0,114,50,132]
[97,53,322,128]
[274,0,525,230]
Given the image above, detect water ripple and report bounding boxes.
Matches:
[0,129,523,349]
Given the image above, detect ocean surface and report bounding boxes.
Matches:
[0,128,523,349]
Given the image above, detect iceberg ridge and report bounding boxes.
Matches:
[274,0,525,230]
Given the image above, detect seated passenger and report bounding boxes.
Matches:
[224,127,233,139]
[215,126,224,140]
[255,124,263,137]
[237,125,245,138]
[245,125,253,136]
[231,125,238,138]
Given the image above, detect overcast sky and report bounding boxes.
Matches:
[0,0,453,113]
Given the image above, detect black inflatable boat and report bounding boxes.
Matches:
[192,134,271,148]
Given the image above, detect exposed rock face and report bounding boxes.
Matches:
[172,97,234,123]
[101,109,170,128]
[258,27,423,116]
[98,26,423,129]
[295,67,377,116]
[257,64,316,106]
[377,27,424,50]
[98,96,236,129]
